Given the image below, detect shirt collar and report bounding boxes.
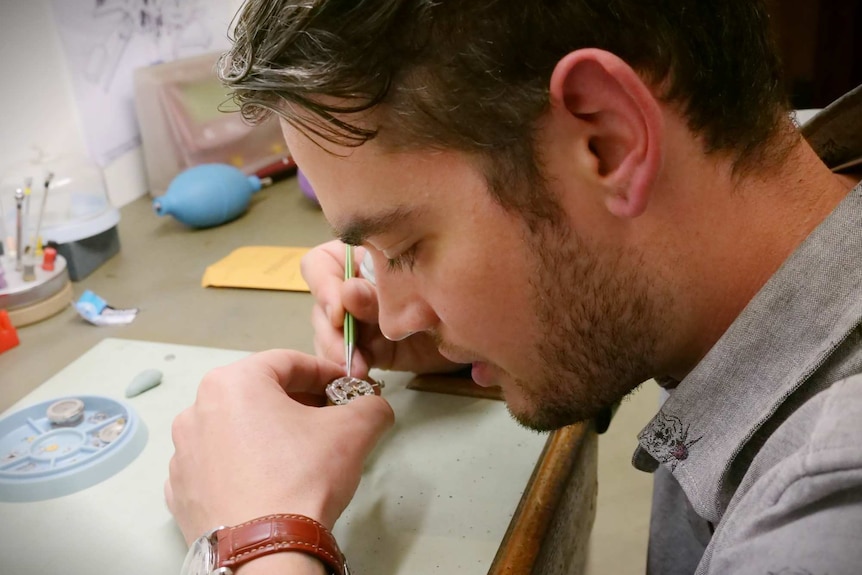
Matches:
[800,83,862,171]
[633,181,862,523]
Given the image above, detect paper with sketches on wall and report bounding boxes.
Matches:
[50,0,233,167]
[202,246,312,292]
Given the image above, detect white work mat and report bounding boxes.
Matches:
[0,338,547,574]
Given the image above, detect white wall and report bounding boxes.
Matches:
[0,0,245,207]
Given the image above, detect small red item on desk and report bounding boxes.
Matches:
[42,247,57,271]
[254,156,297,183]
[0,309,20,353]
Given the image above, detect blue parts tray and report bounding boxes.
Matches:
[0,395,148,502]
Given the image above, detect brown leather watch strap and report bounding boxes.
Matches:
[216,514,346,575]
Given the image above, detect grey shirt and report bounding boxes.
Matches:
[635,86,862,575]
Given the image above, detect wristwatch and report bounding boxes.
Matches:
[180,513,349,575]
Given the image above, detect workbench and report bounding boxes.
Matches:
[0,179,597,574]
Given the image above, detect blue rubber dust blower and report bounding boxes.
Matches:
[153,164,263,229]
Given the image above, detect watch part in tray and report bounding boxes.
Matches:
[46,398,85,426]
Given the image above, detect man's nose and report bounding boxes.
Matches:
[374,265,438,342]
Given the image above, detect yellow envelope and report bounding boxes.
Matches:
[202,246,311,292]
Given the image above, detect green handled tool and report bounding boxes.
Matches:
[344,244,355,377]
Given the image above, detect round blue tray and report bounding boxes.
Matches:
[0,395,148,502]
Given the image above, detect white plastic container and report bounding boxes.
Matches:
[0,155,120,281]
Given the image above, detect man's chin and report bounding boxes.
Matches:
[502,391,566,432]
[503,387,611,432]
[505,405,575,432]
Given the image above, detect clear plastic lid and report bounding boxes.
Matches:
[0,154,118,247]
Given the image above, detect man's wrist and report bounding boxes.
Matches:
[181,514,346,575]
[217,513,344,575]
[235,552,327,575]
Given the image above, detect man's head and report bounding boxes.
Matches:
[222,0,790,213]
[222,0,796,430]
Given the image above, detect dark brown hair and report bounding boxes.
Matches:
[220,0,789,214]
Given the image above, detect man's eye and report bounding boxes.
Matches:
[385,245,417,273]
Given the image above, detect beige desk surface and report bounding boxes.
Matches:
[1,178,332,412]
[0,337,549,575]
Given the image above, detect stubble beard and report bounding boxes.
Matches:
[507,220,665,432]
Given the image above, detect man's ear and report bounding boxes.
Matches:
[549,49,663,218]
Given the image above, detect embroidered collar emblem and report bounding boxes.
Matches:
[640,411,703,471]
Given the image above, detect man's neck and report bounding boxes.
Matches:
[658,131,852,380]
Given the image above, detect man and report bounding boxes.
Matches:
[167,1,862,573]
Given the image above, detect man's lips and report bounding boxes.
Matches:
[437,349,498,388]
[437,348,476,366]
[470,362,496,387]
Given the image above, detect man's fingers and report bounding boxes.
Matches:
[164,478,174,514]
[311,306,370,375]
[342,278,380,323]
[301,240,345,288]
[311,304,341,348]
[289,392,328,407]
[341,395,395,450]
[225,349,345,395]
[301,242,348,321]
[261,349,345,392]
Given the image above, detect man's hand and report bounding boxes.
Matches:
[165,350,394,544]
[301,240,461,376]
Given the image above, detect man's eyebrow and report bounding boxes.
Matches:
[335,206,419,246]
